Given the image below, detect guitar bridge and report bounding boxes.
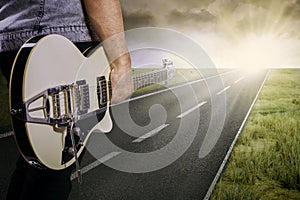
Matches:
[11,80,90,127]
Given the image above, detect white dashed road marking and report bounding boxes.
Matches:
[216,86,231,95]
[70,151,121,181]
[0,131,13,139]
[132,124,169,143]
[176,101,207,119]
[234,76,245,84]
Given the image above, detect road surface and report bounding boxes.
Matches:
[0,69,268,200]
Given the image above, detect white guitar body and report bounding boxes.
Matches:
[10,35,112,170]
[10,34,175,171]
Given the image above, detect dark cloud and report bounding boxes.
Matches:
[120,0,300,39]
[121,0,215,12]
[168,9,216,23]
[283,0,300,18]
[122,10,155,30]
[167,9,217,26]
[167,0,215,9]
[120,0,300,65]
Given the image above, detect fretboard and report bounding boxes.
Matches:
[132,68,168,90]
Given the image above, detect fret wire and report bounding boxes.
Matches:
[132,68,169,89]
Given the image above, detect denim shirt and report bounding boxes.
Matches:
[0,0,94,52]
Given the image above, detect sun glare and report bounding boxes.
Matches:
[193,0,300,69]
[233,34,287,69]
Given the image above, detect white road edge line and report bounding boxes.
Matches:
[132,124,169,143]
[70,151,121,181]
[0,131,13,139]
[176,101,207,119]
[216,86,231,95]
[203,69,271,200]
[234,76,245,84]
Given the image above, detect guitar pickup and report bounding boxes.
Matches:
[75,80,90,115]
[97,76,108,108]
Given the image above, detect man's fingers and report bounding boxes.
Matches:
[110,69,133,104]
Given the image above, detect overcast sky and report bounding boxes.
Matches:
[120,0,300,67]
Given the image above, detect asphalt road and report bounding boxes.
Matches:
[0,69,268,200]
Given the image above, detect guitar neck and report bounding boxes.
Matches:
[132,68,169,90]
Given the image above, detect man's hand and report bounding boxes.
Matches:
[83,0,132,104]
[109,52,133,104]
[103,34,133,105]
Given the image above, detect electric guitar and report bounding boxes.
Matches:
[9,34,174,171]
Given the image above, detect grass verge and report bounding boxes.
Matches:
[211,69,300,200]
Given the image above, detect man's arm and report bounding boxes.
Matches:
[83,0,132,104]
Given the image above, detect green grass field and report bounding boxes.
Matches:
[211,69,300,200]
